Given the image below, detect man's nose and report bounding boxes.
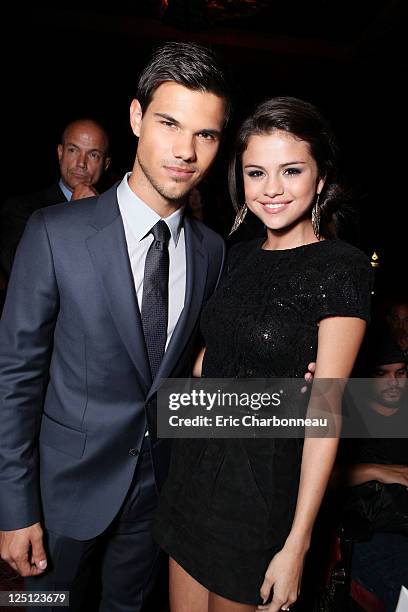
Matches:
[77,152,87,168]
[387,374,399,387]
[173,134,196,162]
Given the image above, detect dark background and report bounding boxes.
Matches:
[3,1,406,293]
[0,3,405,607]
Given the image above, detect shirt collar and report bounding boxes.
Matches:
[59,178,73,202]
[117,173,184,246]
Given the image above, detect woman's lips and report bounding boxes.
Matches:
[260,201,291,214]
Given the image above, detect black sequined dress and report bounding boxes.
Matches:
[154,238,372,604]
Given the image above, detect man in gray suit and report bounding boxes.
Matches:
[0,42,229,611]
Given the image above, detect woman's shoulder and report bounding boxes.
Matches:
[318,239,371,269]
[226,238,261,272]
[311,240,373,321]
[225,238,260,263]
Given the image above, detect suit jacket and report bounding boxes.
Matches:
[0,184,225,539]
[0,182,67,277]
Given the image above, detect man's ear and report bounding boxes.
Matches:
[57,144,63,162]
[130,99,143,137]
[104,156,111,172]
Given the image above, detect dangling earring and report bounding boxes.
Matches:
[229,203,248,235]
[312,193,321,239]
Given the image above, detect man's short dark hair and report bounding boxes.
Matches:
[136,42,231,124]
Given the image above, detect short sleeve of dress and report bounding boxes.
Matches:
[315,245,373,323]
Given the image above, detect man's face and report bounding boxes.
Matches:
[57,121,110,192]
[371,362,407,408]
[129,82,225,210]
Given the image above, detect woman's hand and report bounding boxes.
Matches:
[257,544,305,611]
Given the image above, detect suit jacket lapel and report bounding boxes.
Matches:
[86,187,152,392]
[147,216,208,401]
[44,182,67,205]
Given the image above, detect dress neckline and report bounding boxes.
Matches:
[257,238,331,254]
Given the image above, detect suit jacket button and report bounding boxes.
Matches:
[128,448,139,457]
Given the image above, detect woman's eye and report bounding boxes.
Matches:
[247,170,264,178]
[283,167,301,176]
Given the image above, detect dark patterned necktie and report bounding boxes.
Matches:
[141,220,171,379]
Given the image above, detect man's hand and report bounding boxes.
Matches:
[71,183,99,200]
[373,464,408,487]
[301,362,316,393]
[0,523,47,576]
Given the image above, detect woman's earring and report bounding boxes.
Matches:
[229,203,248,235]
[312,193,321,239]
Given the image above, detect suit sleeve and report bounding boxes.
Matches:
[0,210,59,530]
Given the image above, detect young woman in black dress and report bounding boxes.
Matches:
[154,97,372,612]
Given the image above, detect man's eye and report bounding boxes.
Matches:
[162,121,176,128]
[90,152,101,160]
[199,132,215,140]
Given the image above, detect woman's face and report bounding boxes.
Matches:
[242,130,324,233]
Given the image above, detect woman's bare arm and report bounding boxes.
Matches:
[258,316,366,611]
